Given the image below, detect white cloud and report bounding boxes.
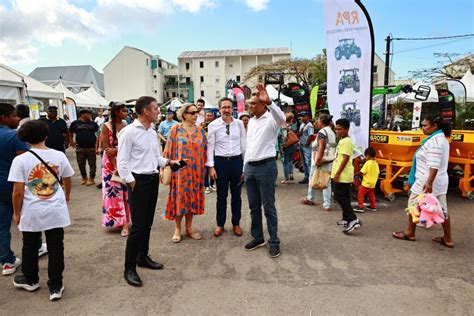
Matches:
[244,0,268,11]
[172,0,215,13]
[0,39,39,65]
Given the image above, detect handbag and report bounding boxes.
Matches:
[321,128,336,162]
[310,166,331,190]
[284,129,299,149]
[111,171,124,184]
[162,166,172,185]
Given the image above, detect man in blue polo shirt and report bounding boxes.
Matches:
[0,103,29,276]
[157,110,178,150]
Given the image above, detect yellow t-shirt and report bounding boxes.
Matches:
[360,159,380,188]
[331,137,354,183]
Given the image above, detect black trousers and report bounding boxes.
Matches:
[125,173,159,270]
[215,157,243,227]
[22,228,64,290]
[333,182,357,222]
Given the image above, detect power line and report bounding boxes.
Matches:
[393,37,472,54]
[393,33,474,41]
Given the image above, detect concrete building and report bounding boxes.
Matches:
[372,53,396,88]
[29,65,104,95]
[103,46,176,103]
[176,48,291,104]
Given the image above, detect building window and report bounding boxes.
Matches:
[373,65,378,73]
[215,61,219,67]
[146,59,149,66]
[158,60,162,68]
[236,75,241,82]
[216,91,221,98]
[201,90,205,97]
[186,62,190,70]
[215,77,220,83]
[229,63,233,68]
[200,61,204,68]
[200,76,204,83]
[172,92,176,97]
[186,77,191,84]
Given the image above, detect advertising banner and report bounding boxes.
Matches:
[310,85,319,118]
[323,0,374,151]
[287,83,311,116]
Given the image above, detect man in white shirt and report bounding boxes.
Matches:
[244,83,286,258]
[195,98,205,126]
[207,97,246,238]
[117,96,179,287]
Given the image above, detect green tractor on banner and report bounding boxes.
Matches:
[335,38,362,60]
[340,101,361,127]
[339,68,360,94]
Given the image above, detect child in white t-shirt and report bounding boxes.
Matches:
[8,120,74,301]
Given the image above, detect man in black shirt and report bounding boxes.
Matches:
[40,106,69,152]
[70,109,99,186]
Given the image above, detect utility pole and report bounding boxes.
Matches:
[379,35,391,127]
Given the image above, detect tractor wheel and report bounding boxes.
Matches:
[354,113,361,126]
[338,82,344,94]
[356,47,361,58]
[335,47,342,60]
[354,80,360,93]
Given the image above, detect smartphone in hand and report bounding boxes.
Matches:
[171,159,187,171]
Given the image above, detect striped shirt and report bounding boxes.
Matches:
[411,133,449,195]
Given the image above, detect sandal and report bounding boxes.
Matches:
[121,230,129,237]
[432,236,454,248]
[186,231,202,240]
[281,180,290,184]
[299,198,315,206]
[172,232,182,243]
[392,231,416,241]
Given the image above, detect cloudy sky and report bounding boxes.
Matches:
[0,0,473,79]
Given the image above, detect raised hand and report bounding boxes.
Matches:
[256,83,271,105]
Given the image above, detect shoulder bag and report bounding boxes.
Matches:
[321,128,336,162]
[284,128,299,149]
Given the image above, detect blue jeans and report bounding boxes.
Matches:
[283,145,297,180]
[215,157,243,227]
[300,145,312,180]
[244,159,280,247]
[0,194,15,264]
[307,164,332,209]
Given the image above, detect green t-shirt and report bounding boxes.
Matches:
[331,137,354,183]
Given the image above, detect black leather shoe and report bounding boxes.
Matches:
[124,269,142,287]
[137,256,164,270]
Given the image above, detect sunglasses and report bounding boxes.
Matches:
[226,124,230,135]
[185,111,199,115]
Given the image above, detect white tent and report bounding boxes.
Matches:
[165,98,183,111]
[265,85,294,105]
[460,71,474,102]
[77,86,109,108]
[53,81,98,108]
[0,63,63,102]
[202,97,218,109]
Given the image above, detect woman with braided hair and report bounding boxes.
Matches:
[100,102,131,236]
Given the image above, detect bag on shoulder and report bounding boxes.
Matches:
[111,171,124,184]
[284,129,299,149]
[310,167,331,190]
[321,128,336,162]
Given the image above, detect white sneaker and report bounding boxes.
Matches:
[2,257,21,276]
[49,286,65,301]
[205,187,211,194]
[210,185,217,191]
[38,243,48,257]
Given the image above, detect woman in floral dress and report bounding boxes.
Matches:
[100,103,130,236]
[163,103,207,243]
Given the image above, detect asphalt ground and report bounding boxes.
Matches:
[1,151,473,315]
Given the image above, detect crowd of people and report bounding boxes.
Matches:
[0,82,454,299]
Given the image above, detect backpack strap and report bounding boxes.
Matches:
[28,150,63,185]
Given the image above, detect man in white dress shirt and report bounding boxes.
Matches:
[117,96,179,287]
[207,97,246,237]
[244,83,286,258]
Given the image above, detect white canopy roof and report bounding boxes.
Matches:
[266,85,294,105]
[388,82,438,104]
[77,86,109,108]
[0,63,63,100]
[460,70,474,102]
[166,98,183,111]
[202,97,218,109]
[53,81,97,108]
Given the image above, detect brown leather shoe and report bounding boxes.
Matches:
[233,226,242,237]
[214,227,224,237]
